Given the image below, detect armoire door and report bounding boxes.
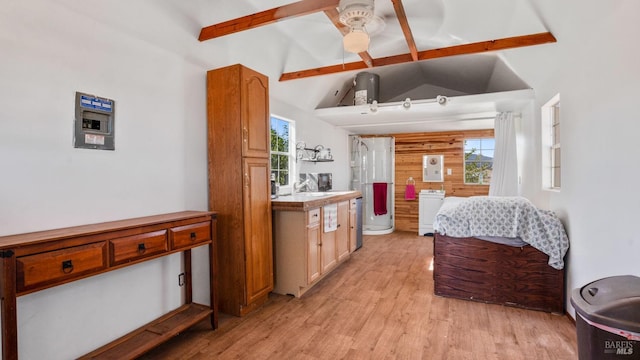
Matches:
[240,67,269,158]
[242,157,273,306]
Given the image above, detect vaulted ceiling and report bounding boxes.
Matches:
[192,0,555,133]
[57,0,557,134]
[197,0,554,83]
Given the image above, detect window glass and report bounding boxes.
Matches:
[551,104,561,188]
[270,116,294,188]
[541,94,561,190]
[464,138,495,185]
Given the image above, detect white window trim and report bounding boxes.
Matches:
[541,94,560,191]
[270,115,296,195]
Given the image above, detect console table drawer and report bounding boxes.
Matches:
[110,230,168,266]
[17,242,107,292]
[170,222,211,250]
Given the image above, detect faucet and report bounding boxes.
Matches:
[293,179,311,193]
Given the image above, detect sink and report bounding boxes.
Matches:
[297,192,330,197]
[296,191,354,197]
[326,191,354,195]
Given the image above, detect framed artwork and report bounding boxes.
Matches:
[423,155,444,182]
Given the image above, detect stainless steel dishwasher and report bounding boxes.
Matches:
[356,196,363,249]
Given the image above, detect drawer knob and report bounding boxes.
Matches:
[190,232,196,241]
[137,243,146,254]
[62,260,74,274]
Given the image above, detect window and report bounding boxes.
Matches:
[464,138,495,185]
[541,94,561,190]
[270,115,295,193]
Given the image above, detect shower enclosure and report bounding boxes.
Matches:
[350,136,395,235]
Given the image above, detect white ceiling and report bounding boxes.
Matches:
[53,0,554,134]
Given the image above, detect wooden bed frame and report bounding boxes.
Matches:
[433,233,565,313]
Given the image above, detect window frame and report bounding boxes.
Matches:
[270,114,295,195]
[463,137,495,185]
[541,94,561,191]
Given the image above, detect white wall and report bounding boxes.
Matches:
[509,0,640,316]
[0,2,209,359]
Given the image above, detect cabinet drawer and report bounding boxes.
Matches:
[110,230,168,266]
[17,242,106,292]
[169,222,211,250]
[308,208,321,226]
[350,199,357,209]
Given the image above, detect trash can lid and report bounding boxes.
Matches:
[571,275,640,333]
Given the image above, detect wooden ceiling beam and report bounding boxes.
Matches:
[279,32,557,81]
[323,8,374,68]
[199,0,339,41]
[391,0,418,61]
[418,32,557,61]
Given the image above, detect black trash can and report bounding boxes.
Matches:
[571,275,640,359]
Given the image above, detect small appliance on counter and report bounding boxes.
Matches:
[318,173,332,191]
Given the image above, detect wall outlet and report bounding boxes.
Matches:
[178,272,185,287]
[447,168,452,175]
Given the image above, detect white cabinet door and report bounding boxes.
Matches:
[418,191,445,235]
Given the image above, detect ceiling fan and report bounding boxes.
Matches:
[338,0,375,53]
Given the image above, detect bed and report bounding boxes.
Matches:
[432,196,569,313]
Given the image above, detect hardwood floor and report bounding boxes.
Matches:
[142,231,578,359]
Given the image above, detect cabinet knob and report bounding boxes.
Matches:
[137,243,146,254]
[190,232,197,241]
[62,260,74,274]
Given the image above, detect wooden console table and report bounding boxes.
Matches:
[0,211,217,360]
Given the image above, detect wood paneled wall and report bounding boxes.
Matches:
[368,129,494,233]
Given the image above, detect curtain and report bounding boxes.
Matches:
[489,112,518,196]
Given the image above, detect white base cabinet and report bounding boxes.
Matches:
[418,190,445,235]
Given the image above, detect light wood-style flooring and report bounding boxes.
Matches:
[142,231,578,359]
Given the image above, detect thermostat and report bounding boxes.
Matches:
[74,92,115,150]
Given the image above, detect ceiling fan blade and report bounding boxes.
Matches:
[199,0,339,41]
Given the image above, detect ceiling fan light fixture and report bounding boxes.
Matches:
[343,26,369,53]
[339,0,374,53]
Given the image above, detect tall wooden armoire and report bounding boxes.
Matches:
[206,64,273,316]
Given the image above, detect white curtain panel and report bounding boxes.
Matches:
[489,112,518,196]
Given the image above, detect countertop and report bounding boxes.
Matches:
[271,190,362,212]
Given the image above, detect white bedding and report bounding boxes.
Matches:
[433,196,569,270]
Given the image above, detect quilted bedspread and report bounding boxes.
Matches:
[433,196,569,269]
